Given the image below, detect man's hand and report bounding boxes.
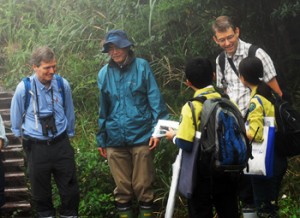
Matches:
[98,147,107,158]
[149,137,160,150]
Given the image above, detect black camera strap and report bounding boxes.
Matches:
[33,79,55,118]
[33,80,58,138]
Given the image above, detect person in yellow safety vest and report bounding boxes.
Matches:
[166,58,240,218]
[239,56,287,218]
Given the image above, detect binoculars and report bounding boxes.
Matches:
[39,114,57,136]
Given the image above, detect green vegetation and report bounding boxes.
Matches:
[0,0,299,217]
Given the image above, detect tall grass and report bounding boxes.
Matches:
[0,0,299,217]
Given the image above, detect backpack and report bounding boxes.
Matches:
[23,74,65,112]
[254,94,300,157]
[192,94,252,173]
[218,44,259,88]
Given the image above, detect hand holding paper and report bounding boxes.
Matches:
[152,119,179,138]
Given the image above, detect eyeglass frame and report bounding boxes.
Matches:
[215,33,236,44]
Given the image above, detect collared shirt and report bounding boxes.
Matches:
[10,74,75,139]
[216,39,277,117]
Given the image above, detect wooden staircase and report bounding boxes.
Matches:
[0,91,33,217]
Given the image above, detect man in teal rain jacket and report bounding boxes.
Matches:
[96,30,169,218]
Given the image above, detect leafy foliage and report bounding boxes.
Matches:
[0,0,299,217]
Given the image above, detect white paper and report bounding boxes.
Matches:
[264,117,275,127]
[152,119,179,137]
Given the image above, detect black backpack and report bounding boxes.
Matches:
[273,94,300,157]
[250,93,300,157]
[192,93,252,173]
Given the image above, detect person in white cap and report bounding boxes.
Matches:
[96,30,169,218]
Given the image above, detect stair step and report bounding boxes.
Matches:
[0,97,12,102]
[5,144,22,149]
[0,109,10,120]
[0,92,13,98]
[5,137,22,145]
[1,201,31,209]
[0,91,32,216]
[5,172,25,179]
[5,187,28,192]
[3,146,23,153]
[0,98,11,109]
[0,108,10,114]
[4,132,15,137]
[3,158,24,166]
[4,187,29,199]
[3,120,11,128]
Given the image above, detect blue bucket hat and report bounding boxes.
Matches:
[102,30,133,53]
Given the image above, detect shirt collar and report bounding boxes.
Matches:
[108,50,135,70]
[33,74,52,91]
[226,39,244,58]
[193,85,215,97]
[250,86,258,99]
[234,39,245,57]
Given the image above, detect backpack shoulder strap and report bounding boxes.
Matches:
[191,96,207,104]
[248,44,259,57]
[253,95,266,117]
[22,77,31,111]
[187,95,207,132]
[218,45,259,88]
[187,101,198,132]
[190,90,217,103]
[218,51,227,88]
[199,98,219,129]
[23,75,66,112]
[219,91,230,99]
[54,74,65,109]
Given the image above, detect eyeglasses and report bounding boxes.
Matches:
[108,45,122,52]
[42,65,56,70]
[216,34,235,44]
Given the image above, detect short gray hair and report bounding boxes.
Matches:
[30,46,55,66]
[212,16,237,34]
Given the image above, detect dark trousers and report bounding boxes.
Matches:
[23,135,79,217]
[251,151,287,214]
[239,174,254,207]
[187,174,239,218]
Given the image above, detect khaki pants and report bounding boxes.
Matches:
[107,145,154,204]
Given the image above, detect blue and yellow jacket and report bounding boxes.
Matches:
[176,86,221,151]
[246,86,275,142]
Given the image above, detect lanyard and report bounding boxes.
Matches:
[33,79,55,118]
[227,57,239,78]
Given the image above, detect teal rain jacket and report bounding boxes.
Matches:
[97,56,169,148]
